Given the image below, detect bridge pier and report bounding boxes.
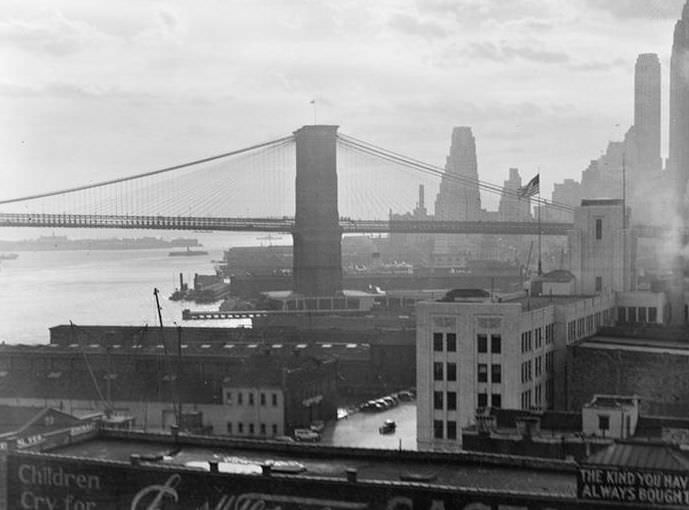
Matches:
[292,125,343,296]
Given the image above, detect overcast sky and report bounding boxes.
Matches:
[1,0,685,210]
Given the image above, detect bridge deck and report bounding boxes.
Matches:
[0,212,670,237]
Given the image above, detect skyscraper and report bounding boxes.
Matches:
[433,127,482,259]
[434,127,481,221]
[633,54,661,175]
[669,1,689,208]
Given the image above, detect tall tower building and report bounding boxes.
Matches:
[434,127,482,221]
[498,168,531,222]
[633,54,662,175]
[433,127,482,259]
[669,2,689,208]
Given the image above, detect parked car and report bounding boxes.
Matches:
[397,391,414,401]
[379,420,396,434]
[293,428,321,442]
[382,397,397,408]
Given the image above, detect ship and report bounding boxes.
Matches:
[169,246,209,257]
[0,253,18,260]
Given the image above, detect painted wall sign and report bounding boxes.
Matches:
[6,453,656,510]
[578,466,689,506]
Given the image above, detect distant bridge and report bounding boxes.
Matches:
[0,212,672,238]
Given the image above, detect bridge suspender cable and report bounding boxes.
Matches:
[0,135,295,206]
[338,133,574,213]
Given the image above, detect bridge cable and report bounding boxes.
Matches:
[0,135,294,206]
[338,134,574,213]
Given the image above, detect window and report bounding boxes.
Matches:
[238,422,244,434]
[598,415,610,433]
[238,392,243,405]
[225,392,233,405]
[272,424,278,436]
[446,362,457,382]
[260,423,266,436]
[446,421,457,440]
[447,391,457,410]
[434,420,443,439]
[649,307,657,323]
[478,364,488,383]
[433,362,444,381]
[260,393,266,406]
[639,307,647,323]
[446,333,456,352]
[595,276,602,292]
[226,422,232,434]
[491,394,501,408]
[535,384,542,406]
[477,334,487,353]
[491,364,501,383]
[249,423,255,435]
[491,335,501,354]
[272,393,278,406]
[433,333,443,352]
[595,218,602,240]
[617,307,626,323]
[477,393,488,408]
[527,360,532,381]
[249,393,255,406]
[628,307,637,323]
[434,391,444,410]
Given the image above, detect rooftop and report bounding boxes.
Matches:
[49,429,577,496]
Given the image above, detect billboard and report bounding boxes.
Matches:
[578,465,689,507]
[6,452,675,510]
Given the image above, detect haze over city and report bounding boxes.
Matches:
[1,0,684,206]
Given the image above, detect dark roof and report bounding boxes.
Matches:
[635,415,689,439]
[484,409,582,433]
[584,441,689,471]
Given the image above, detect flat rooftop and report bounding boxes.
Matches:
[505,295,598,311]
[578,335,689,356]
[49,430,577,497]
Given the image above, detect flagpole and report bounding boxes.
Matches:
[537,172,542,276]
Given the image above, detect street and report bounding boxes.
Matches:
[321,402,417,451]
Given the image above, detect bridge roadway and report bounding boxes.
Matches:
[0,212,670,237]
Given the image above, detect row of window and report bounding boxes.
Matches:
[477,393,502,409]
[434,390,457,411]
[477,363,501,384]
[433,420,457,440]
[226,422,279,436]
[520,380,554,409]
[566,309,615,343]
[433,362,457,381]
[225,391,279,407]
[520,324,555,354]
[433,333,457,352]
[618,306,658,324]
[477,334,501,354]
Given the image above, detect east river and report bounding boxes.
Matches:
[0,232,266,344]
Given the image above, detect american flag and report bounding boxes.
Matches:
[518,174,539,198]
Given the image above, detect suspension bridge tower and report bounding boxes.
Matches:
[293,125,343,296]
